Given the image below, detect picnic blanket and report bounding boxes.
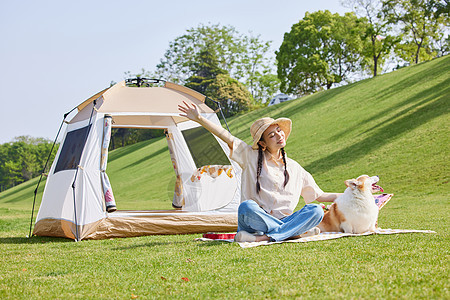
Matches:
[196,228,436,248]
[195,194,436,248]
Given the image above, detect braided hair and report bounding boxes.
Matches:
[256,145,263,193]
[280,148,290,187]
[256,144,290,194]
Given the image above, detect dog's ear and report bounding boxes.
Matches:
[345,179,358,189]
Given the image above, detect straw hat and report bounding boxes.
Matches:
[250,117,292,150]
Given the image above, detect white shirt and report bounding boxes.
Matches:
[230,138,324,219]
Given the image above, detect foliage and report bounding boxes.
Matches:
[155,24,243,83]
[205,74,254,117]
[381,0,450,64]
[342,0,400,76]
[155,23,277,104]
[110,128,164,150]
[183,47,253,117]
[235,35,279,103]
[247,73,280,106]
[0,136,56,191]
[185,48,228,95]
[276,10,367,96]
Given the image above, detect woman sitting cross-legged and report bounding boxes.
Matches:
[178,102,341,243]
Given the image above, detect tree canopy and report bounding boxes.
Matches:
[0,136,56,191]
[155,23,277,104]
[382,0,450,64]
[205,74,254,117]
[342,0,400,76]
[276,10,367,95]
[183,47,253,117]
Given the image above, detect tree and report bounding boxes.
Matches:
[234,35,278,103]
[183,47,253,117]
[110,127,164,150]
[250,73,281,105]
[276,10,367,95]
[342,0,400,76]
[155,23,276,104]
[156,24,244,83]
[381,0,450,64]
[0,136,56,191]
[185,47,228,94]
[206,74,254,117]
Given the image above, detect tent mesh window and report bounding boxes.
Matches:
[182,126,230,168]
[54,125,91,173]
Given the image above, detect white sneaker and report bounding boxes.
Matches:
[300,227,321,238]
[234,231,257,242]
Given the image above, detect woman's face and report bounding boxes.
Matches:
[258,124,286,152]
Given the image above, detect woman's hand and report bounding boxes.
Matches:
[178,101,201,123]
[316,192,343,203]
[178,100,234,149]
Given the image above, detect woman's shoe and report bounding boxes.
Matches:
[234,231,257,242]
[300,227,321,238]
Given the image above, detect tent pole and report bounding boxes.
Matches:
[71,180,80,242]
[28,108,76,238]
[70,100,97,241]
[206,97,231,132]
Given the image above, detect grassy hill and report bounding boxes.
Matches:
[0,55,448,298]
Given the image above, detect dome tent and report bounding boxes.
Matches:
[32,79,240,241]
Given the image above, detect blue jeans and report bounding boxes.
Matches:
[237,200,324,242]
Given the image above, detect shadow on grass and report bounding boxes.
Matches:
[108,136,165,164]
[195,240,234,247]
[329,73,450,142]
[0,236,72,244]
[373,56,450,102]
[305,91,449,174]
[0,178,37,198]
[229,56,449,143]
[1,177,46,204]
[112,237,234,250]
[122,147,168,170]
[112,240,188,250]
[359,79,449,136]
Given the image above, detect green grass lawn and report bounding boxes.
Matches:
[0,56,449,299]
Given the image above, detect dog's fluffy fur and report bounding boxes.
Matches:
[318,175,382,234]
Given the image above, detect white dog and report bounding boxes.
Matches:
[318,175,383,234]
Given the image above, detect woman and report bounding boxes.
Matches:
[179,101,340,242]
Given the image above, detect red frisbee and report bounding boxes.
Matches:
[202,233,236,240]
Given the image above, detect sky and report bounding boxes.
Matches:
[0,0,351,144]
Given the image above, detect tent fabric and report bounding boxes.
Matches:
[85,211,237,239]
[33,81,240,240]
[165,129,184,208]
[33,211,237,240]
[35,115,106,228]
[168,114,240,212]
[33,218,103,240]
[100,114,116,212]
[80,81,212,118]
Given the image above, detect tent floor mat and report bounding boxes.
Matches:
[90,210,238,239]
[107,209,236,217]
[34,211,238,240]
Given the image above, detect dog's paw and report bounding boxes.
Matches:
[340,223,353,233]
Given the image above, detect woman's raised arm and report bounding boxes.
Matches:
[178,101,234,149]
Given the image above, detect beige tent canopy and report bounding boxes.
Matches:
[33,80,240,240]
